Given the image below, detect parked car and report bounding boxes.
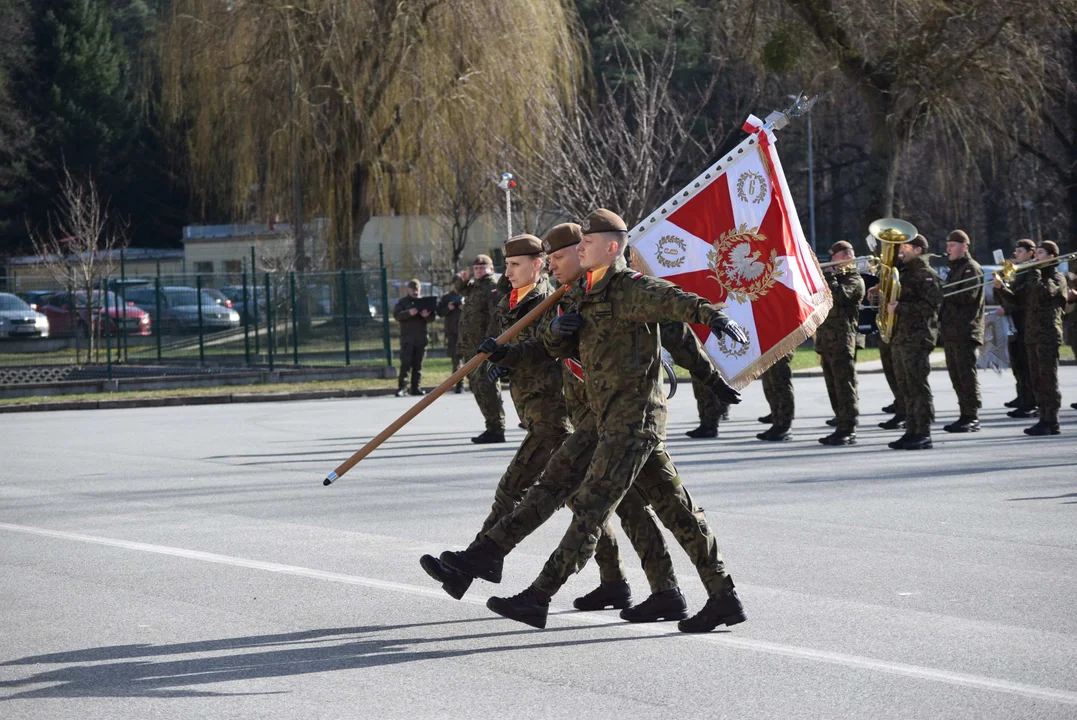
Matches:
[218,285,265,324]
[35,290,151,337]
[0,293,50,339]
[17,290,55,312]
[201,288,235,310]
[125,286,240,333]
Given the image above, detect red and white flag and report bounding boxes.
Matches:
[629,114,832,388]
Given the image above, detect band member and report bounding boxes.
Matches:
[757,353,795,441]
[940,230,985,432]
[815,241,865,445]
[453,254,506,443]
[994,241,1068,435]
[392,279,431,397]
[996,239,1038,417]
[1063,271,1077,411]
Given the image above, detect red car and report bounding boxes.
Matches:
[37,290,152,337]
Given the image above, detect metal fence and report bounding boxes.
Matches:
[0,267,455,373]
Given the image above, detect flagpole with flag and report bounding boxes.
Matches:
[628,98,831,389]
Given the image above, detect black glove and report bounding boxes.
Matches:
[709,315,749,346]
[477,336,508,363]
[706,374,741,405]
[550,313,583,338]
[488,364,509,383]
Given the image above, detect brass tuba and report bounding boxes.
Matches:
[868,218,918,343]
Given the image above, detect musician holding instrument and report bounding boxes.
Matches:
[994,241,1069,435]
[815,240,865,446]
[996,239,1039,416]
[886,233,943,450]
[939,230,985,433]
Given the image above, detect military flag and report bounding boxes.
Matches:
[629,112,832,388]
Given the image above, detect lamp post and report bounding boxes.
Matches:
[789,94,816,253]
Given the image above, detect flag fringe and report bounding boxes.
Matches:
[727,291,833,390]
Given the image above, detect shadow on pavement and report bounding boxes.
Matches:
[1006,492,1077,504]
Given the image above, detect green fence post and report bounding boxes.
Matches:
[265,272,274,371]
[154,276,162,362]
[112,284,122,365]
[341,269,350,366]
[102,278,113,379]
[196,274,206,366]
[120,247,128,362]
[290,271,299,366]
[252,264,261,356]
[242,270,250,366]
[380,266,392,368]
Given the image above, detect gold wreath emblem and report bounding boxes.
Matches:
[655,235,687,269]
[736,170,768,204]
[707,224,782,303]
[715,326,751,357]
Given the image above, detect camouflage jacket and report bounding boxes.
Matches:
[658,321,724,383]
[997,270,1036,338]
[940,255,985,345]
[452,273,501,354]
[998,265,1068,346]
[539,260,729,441]
[814,268,865,356]
[392,296,430,345]
[891,255,943,348]
[495,278,571,435]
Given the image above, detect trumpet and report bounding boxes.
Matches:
[867,218,918,343]
[942,250,1077,298]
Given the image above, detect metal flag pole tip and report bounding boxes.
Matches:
[323,471,338,487]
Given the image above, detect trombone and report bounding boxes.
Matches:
[818,255,880,272]
[942,250,1077,298]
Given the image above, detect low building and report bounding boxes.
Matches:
[181,219,330,279]
[4,249,185,292]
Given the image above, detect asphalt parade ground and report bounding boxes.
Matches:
[1,367,1076,719]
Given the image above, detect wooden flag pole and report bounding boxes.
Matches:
[322,281,572,486]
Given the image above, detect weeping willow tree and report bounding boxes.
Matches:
[159,0,582,269]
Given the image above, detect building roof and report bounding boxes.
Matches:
[7,248,185,266]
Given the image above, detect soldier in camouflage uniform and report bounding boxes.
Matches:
[686,378,729,438]
[436,290,464,393]
[886,234,943,450]
[440,209,749,634]
[995,241,1069,435]
[939,230,985,433]
[997,239,1039,416]
[452,254,505,443]
[877,337,907,428]
[815,241,865,445]
[757,352,795,441]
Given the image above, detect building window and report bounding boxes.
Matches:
[194,261,214,275]
[224,260,242,279]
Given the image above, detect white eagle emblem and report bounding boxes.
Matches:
[723,243,765,282]
[707,224,782,303]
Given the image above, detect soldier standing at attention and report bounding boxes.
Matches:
[436,288,464,394]
[453,254,505,443]
[995,241,1068,435]
[886,234,943,450]
[392,279,431,397]
[940,230,985,433]
[757,352,795,441]
[877,335,907,429]
[815,241,865,446]
[997,239,1039,417]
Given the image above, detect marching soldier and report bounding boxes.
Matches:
[815,241,865,445]
[453,254,506,443]
[940,230,985,433]
[886,233,943,450]
[997,239,1039,417]
[995,241,1068,435]
[757,352,794,441]
[686,378,729,438]
[392,279,431,397]
[436,288,464,394]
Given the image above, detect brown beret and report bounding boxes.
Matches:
[908,234,929,251]
[829,240,853,255]
[543,223,582,253]
[405,278,420,290]
[580,208,627,234]
[947,230,970,245]
[1040,240,1060,256]
[1016,238,1036,251]
[503,234,544,258]
[472,254,493,266]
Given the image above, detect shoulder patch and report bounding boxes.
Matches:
[631,272,643,280]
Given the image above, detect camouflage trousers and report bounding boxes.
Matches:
[473,428,570,545]
[943,342,981,418]
[1009,337,1036,410]
[892,343,935,436]
[1027,342,1061,424]
[761,352,795,428]
[468,360,504,433]
[692,378,728,431]
[879,339,907,415]
[819,351,858,433]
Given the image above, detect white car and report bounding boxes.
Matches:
[0,293,50,339]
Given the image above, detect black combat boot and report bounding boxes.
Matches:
[619,588,688,623]
[878,414,906,430]
[720,408,730,421]
[440,539,504,583]
[395,386,408,397]
[943,416,980,433]
[902,434,933,450]
[419,554,473,600]
[410,386,427,396]
[1071,402,1077,410]
[819,431,856,446]
[471,430,506,444]
[881,402,897,414]
[825,417,837,426]
[757,413,773,424]
[1024,422,1061,436]
[487,586,551,629]
[678,582,746,633]
[887,433,911,450]
[573,580,632,611]
[1007,407,1038,418]
[454,383,464,394]
[1004,397,1021,408]
[756,426,792,442]
[685,425,718,439]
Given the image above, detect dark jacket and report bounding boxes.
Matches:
[891,255,943,349]
[998,265,1068,346]
[940,254,985,345]
[452,273,501,354]
[815,268,865,356]
[393,295,430,345]
[436,293,463,340]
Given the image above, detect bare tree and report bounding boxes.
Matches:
[425,122,494,273]
[28,167,128,363]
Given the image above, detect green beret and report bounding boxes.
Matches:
[472,254,494,266]
[829,240,853,255]
[908,234,929,251]
[581,208,627,234]
[947,230,970,245]
[503,234,544,258]
[1040,240,1060,256]
[543,223,582,253]
[1016,238,1036,251]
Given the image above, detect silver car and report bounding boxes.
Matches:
[0,293,50,339]
[126,286,240,333]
